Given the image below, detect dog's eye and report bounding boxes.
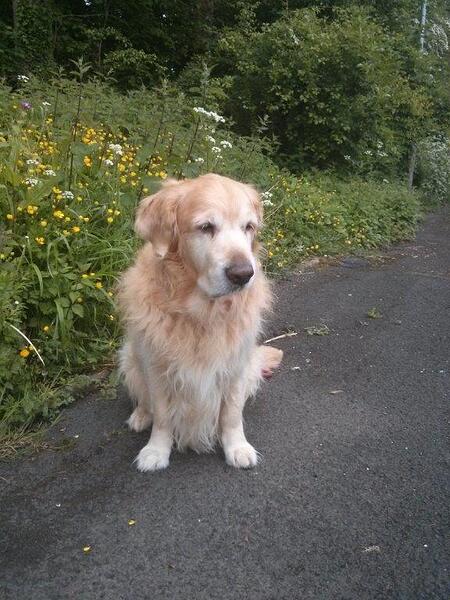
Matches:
[199,222,215,234]
[245,222,255,233]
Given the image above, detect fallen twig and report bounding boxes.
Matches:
[264,331,298,344]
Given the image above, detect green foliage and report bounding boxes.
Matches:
[217,7,434,173]
[262,172,420,270]
[13,0,54,74]
[417,136,450,205]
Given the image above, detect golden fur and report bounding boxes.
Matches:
[118,174,282,471]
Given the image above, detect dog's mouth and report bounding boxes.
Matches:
[208,282,248,299]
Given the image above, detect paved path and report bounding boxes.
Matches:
[1,209,449,600]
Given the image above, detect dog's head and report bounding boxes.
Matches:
[135,174,263,298]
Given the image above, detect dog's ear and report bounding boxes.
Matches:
[245,184,263,227]
[135,179,183,257]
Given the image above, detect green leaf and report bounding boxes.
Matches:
[72,303,84,318]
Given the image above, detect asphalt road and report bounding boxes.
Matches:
[1,209,449,600]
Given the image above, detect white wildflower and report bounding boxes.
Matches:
[108,143,123,155]
[194,157,205,163]
[220,140,232,149]
[44,169,56,176]
[344,155,351,161]
[261,191,274,206]
[429,23,449,56]
[26,159,39,165]
[25,178,38,187]
[61,191,74,200]
[376,141,383,149]
[18,75,29,83]
[211,146,222,154]
[205,135,216,144]
[193,107,225,123]
[364,150,373,156]
[104,159,114,166]
[378,151,387,158]
[42,101,51,107]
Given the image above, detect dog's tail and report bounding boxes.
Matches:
[245,345,283,398]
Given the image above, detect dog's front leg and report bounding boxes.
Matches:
[220,386,258,469]
[135,387,173,472]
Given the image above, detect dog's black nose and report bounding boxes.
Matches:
[225,262,254,286]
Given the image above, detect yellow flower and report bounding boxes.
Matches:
[40,220,47,227]
[118,163,126,173]
[19,348,30,358]
[89,272,96,277]
[62,229,70,235]
[108,314,115,321]
[64,216,71,222]
[35,236,45,245]
[95,281,103,289]
[120,176,127,183]
[52,186,61,194]
[53,210,64,219]
[43,325,50,333]
[108,291,113,297]
[27,205,38,215]
[72,226,80,233]
[107,216,113,224]
[83,156,92,168]
[6,213,14,220]
[114,210,121,216]
[107,208,114,214]
[76,196,82,202]
[56,194,63,201]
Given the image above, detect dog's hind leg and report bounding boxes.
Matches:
[243,345,283,397]
[119,342,153,432]
[259,345,283,380]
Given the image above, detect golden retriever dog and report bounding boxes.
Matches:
[117,174,282,472]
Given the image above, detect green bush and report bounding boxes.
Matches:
[261,172,420,270]
[216,7,432,173]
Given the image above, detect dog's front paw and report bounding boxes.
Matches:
[135,444,170,472]
[127,407,152,432]
[225,443,258,469]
